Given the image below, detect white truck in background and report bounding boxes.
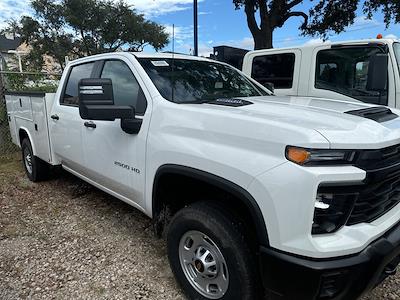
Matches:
[5,52,400,300]
[243,39,400,108]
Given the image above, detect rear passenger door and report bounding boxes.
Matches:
[50,61,95,173]
[82,57,150,209]
[246,50,301,96]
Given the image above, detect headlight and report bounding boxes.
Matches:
[285,146,357,166]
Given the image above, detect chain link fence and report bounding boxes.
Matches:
[0,72,61,158]
[0,101,18,157]
[0,73,17,157]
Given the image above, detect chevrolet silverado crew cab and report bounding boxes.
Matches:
[243,39,400,109]
[5,52,400,300]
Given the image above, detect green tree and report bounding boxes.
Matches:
[233,0,400,50]
[6,0,169,71]
[64,0,168,53]
[0,19,20,39]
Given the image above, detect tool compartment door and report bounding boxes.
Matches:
[31,93,53,163]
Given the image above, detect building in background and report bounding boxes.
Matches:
[0,33,61,74]
[0,34,22,72]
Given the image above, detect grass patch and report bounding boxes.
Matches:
[16,177,35,190]
[0,126,18,156]
[92,285,107,295]
[0,154,22,186]
[0,153,21,172]
[2,224,21,238]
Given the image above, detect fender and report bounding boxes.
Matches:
[153,164,269,247]
[18,127,36,155]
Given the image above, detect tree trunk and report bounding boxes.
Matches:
[254,26,273,50]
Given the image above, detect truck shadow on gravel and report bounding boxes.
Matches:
[0,158,398,300]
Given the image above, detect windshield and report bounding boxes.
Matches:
[138,58,268,103]
[315,47,387,105]
[394,43,400,73]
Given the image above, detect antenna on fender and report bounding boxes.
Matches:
[171,24,175,102]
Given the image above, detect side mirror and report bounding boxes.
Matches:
[264,82,275,93]
[366,54,388,92]
[78,78,142,134]
[79,78,134,121]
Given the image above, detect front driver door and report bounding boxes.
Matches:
[81,57,150,209]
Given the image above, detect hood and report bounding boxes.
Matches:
[204,96,400,149]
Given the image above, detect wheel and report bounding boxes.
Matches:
[167,202,261,300]
[21,138,49,182]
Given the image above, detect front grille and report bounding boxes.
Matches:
[347,144,400,225]
[355,143,400,171]
[347,170,400,225]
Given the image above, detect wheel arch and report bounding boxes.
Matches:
[152,164,269,247]
[18,127,36,155]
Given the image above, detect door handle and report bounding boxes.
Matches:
[84,121,97,129]
[51,114,59,120]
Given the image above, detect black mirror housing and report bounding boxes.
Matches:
[366,54,388,92]
[78,78,134,121]
[121,118,143,134]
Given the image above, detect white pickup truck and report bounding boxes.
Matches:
[243,38,400,108]
[5,52,400,300]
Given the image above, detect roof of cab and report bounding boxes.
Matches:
[66,51,215,68]
[132,52,213,61]
[246,38,399,55]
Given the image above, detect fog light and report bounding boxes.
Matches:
[312,191,357,235]
[315,194,332,210]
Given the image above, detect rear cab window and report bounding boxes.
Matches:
[251,53,295,89]
[315,46,388,105]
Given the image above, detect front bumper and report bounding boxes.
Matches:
[260,220,400,300]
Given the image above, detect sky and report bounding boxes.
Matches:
[0,0,399,56]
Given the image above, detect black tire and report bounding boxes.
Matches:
[21,138,49,182]
[167,202,262,300]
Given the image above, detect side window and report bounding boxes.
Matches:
[62,62,95,106]
[251,53,295,89]
[315,47,387,105]
[100,60,147,115]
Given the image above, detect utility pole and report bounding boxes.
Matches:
[194,0,198,56]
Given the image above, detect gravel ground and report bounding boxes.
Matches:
[0,155,399,300]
